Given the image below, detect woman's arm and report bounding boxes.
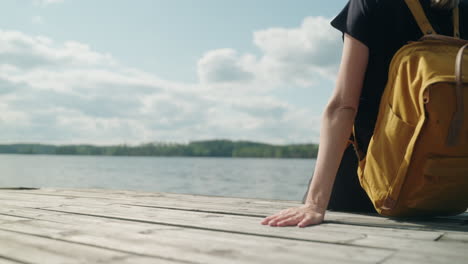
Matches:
[261,34,369,227]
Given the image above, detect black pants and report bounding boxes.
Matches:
[303,145,375,213]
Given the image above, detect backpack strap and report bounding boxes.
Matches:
[447,43,468,146]
[404,0,460,38]
[454,6,460,38]
[405,0,436,35]
[350,126,365,161]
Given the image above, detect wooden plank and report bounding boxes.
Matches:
[0,188,299,215]
[315,223,442,241]
[381,251,468,264]
[438,232,468,243]
[2,189,467,263]
[0,204,451,259]
[0,205,365,244]
[4,215,459,264]
[62,202,450,238]
[2,189,465,252]
[0,255,177,264]
[0,192,113,208]
[13,188,468,222]
[23,188,468,221]
[18,204,466,258]
[0,214,29,224]
[1,189,466,233]
[110,256,189,264]
[0,257,24,264]
[349,235,468,258]
[0,192,440,242]
[327,213,468,232]
[0,197,445,243]
[0,190,459,241]
[0,229,181,264]
[0,204,68,221]
[0,212,392,263]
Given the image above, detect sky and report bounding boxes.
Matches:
[0,0,348,145]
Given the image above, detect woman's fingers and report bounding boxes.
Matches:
[266,213,296,226]
[261,209,292,225]
[261,215,278,225]
[261,212,293,226]
[260,211,284,224]
[297,215,314,228]
[277,214,303,226]
[268,211,305,226]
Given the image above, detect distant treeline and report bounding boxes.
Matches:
[0,140,318,159]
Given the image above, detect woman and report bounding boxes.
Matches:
[261,0,467,228]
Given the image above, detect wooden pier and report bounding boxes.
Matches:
[0,188,467,263]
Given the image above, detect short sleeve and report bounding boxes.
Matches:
[331,0,377,47]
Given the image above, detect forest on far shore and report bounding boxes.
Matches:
[0,140,319,159]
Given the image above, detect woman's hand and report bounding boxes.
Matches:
[260,204,325,228]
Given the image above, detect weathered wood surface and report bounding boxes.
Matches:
[0,188,467,264]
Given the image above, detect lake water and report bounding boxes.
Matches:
[0,154,315,201]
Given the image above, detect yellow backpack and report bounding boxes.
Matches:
[355,0,468,217]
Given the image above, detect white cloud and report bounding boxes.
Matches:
[0,30,115,71]
[33,0,64,6]
[0,16,339,144]
[197,49,254,84]
[197,16,341,88]
[32,16,44,25]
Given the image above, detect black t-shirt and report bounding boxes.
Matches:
[331,0,468,153]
